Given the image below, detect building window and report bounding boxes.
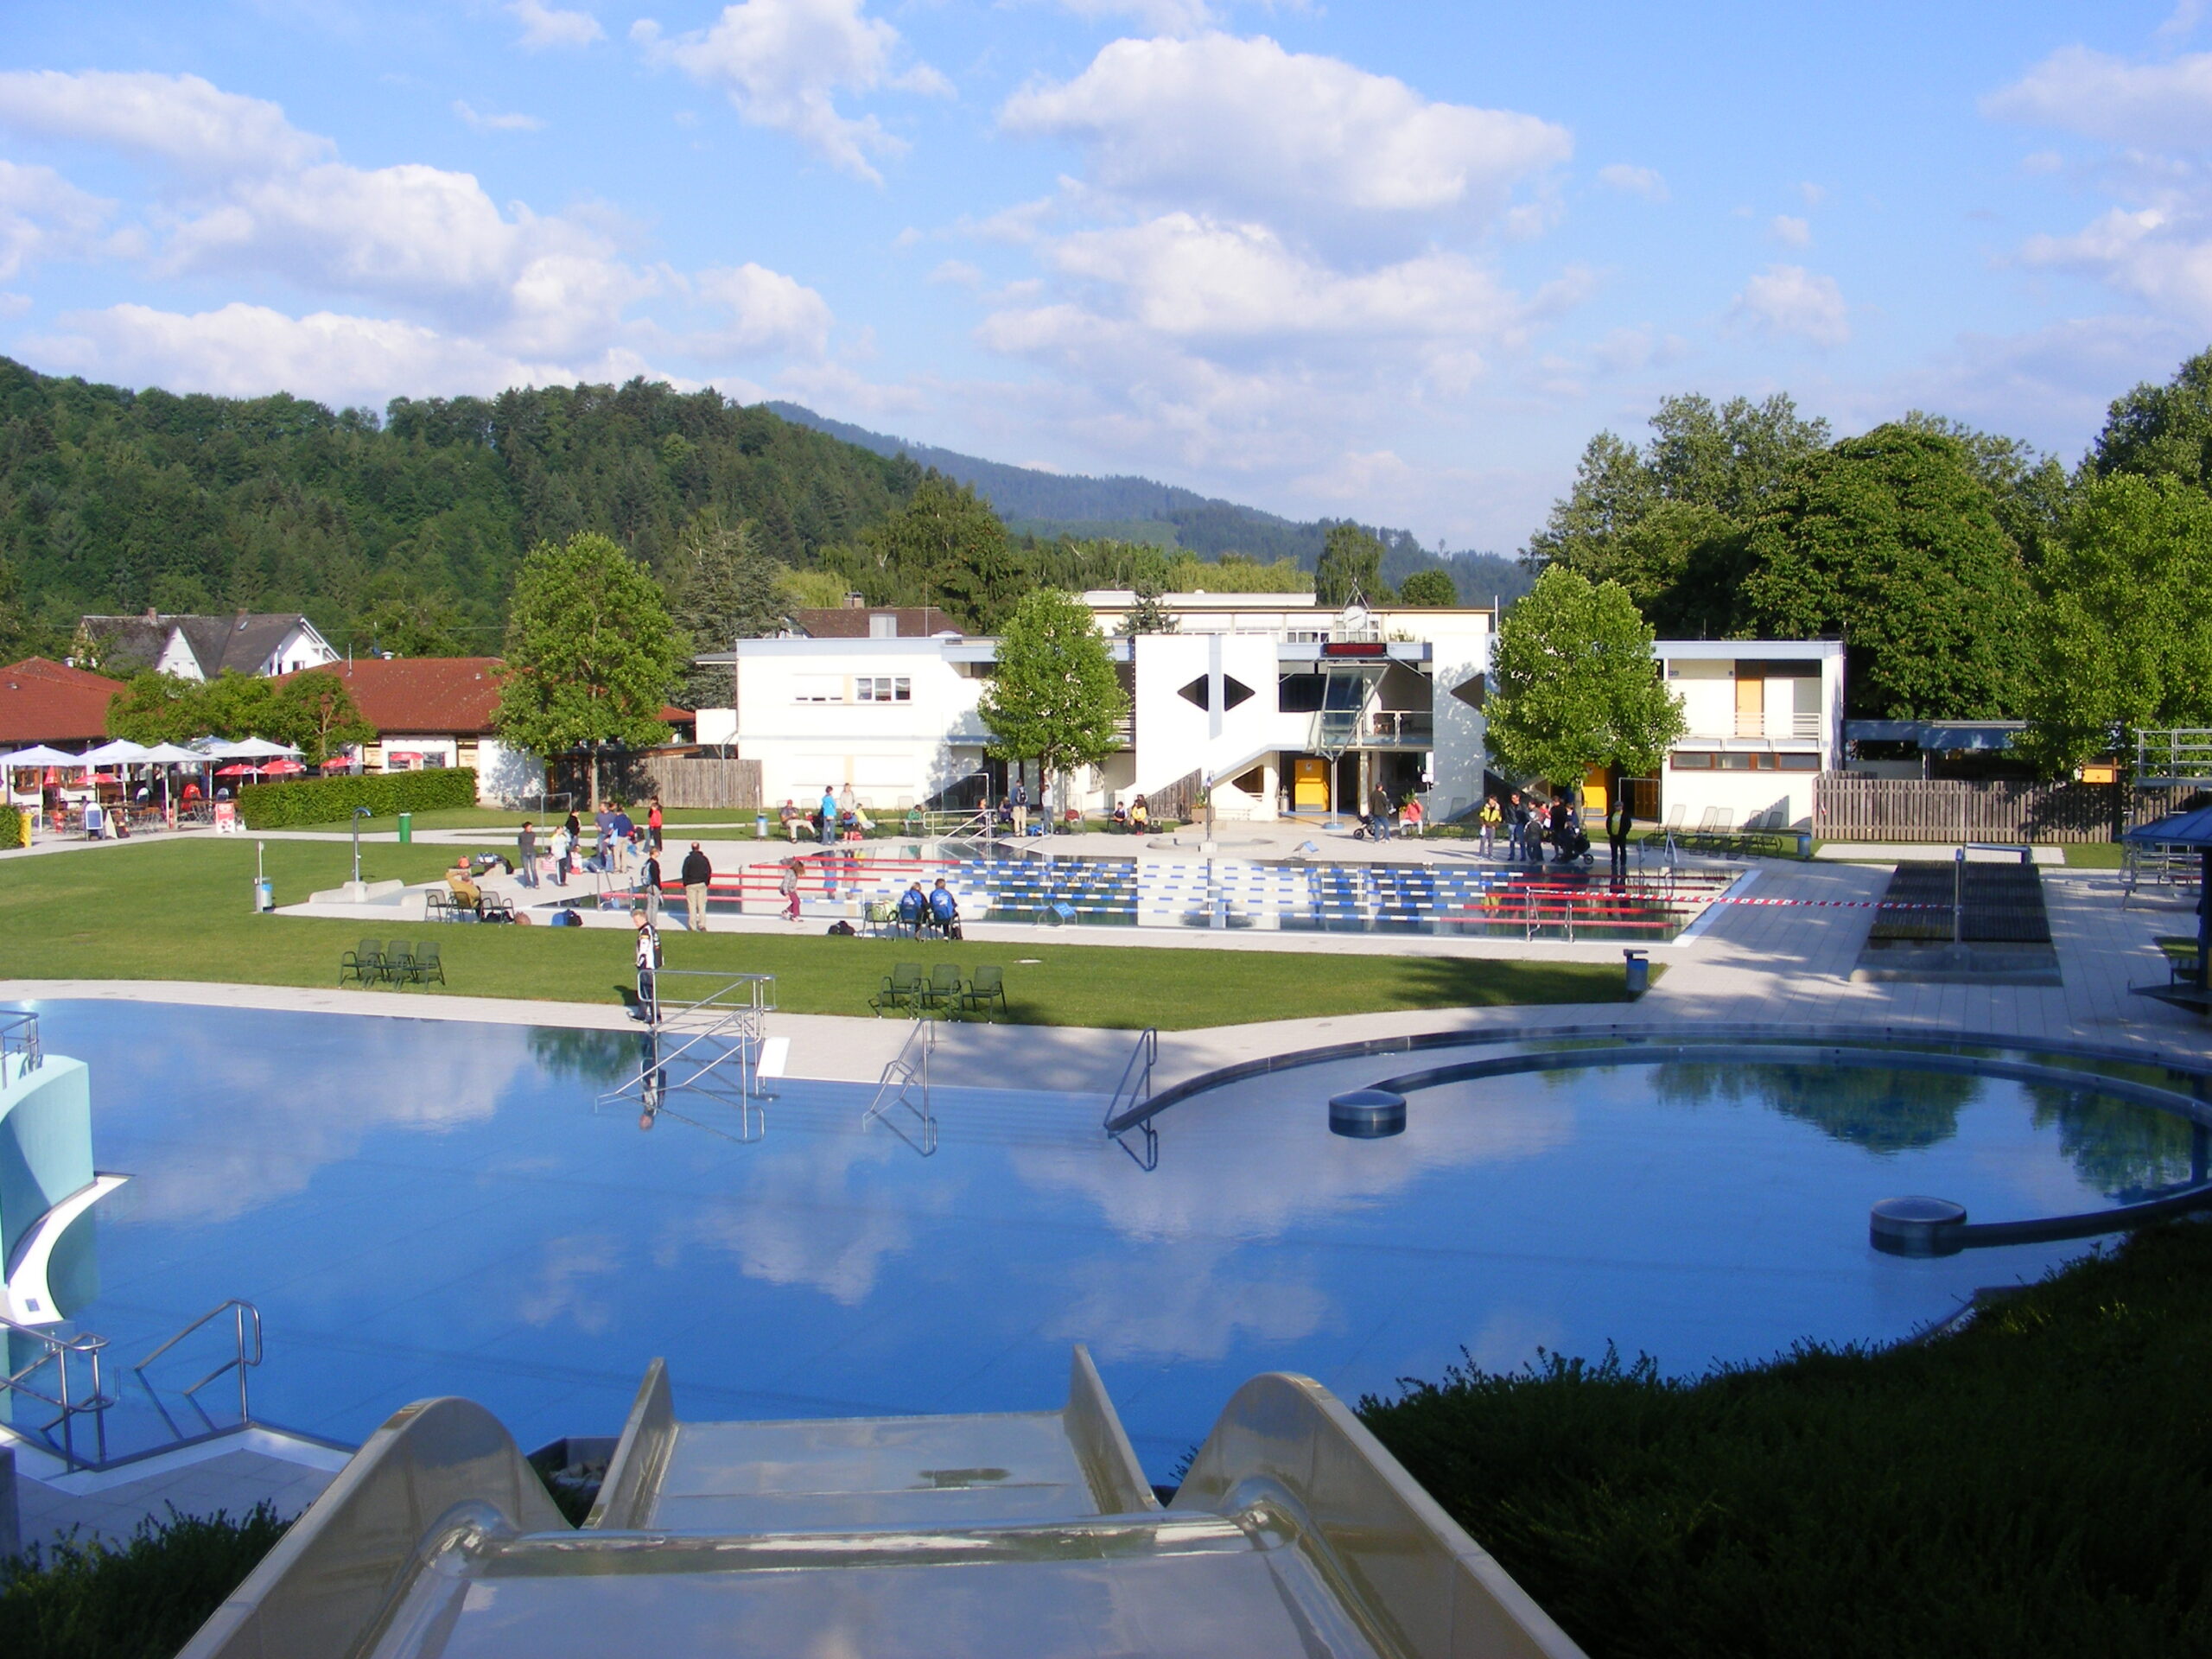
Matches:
[793,676,842,703]
[1671,750,1821,772]
[856,677,912,703]
[1777,753,1820,772]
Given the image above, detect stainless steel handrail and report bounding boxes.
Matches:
[136,1299,263,1434]
[1,1313,113,1462]
[0,1008,42,1076]
[1104,1029,1160,1170]
[863,1014,937,1155]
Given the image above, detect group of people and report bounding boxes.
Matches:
[515,798,665,891]
[780,785,874,844]
[894,877,963,938]
[1474,791,1635,874]
[1107,794,1151,833]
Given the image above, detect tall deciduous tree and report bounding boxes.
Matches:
[495,531,683,807]
[1485,567,1686,790]
[978,588,1129,812]
[826,473,1029,632]
[276,672,376,766]
[1316,524,1392,607]
[1396,568,1459,607]
[2090,346,2212,486]
[1738,425,2034,720]
[669,516,788,709]
[2022,473,2212,771]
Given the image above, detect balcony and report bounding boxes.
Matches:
[1309,709,1434,753]
[1708,712,1824,741]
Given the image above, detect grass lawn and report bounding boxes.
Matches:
[341,804,775,833]
[1361,1222,2212,1658]
[0,838,1643,1028]
[2064,841,2126,868]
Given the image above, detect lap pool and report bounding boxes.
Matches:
[14,1001,2208,1480]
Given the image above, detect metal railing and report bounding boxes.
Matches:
[863,1015,938,1155]
[1104,1028,1159,1171]
[135,1299,263,1441]
[600,973,779,1133]
[1,1008,42,1079]
[2138,728,2212,786]
[1,1315,113,1454]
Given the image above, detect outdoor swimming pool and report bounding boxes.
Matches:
[15,1000,2205,1479]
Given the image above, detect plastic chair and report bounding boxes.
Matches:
[921,963,965,1014]
[871,963,925,1017]
[959,964,1008,1021]
[340,939,384,987]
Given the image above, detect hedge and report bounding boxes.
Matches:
[236,768,479,828]
[0,808,24,850]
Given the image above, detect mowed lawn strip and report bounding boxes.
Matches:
[0,839,1642,1028]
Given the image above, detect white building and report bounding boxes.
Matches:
[79,612,340,681]
[702,595,1845,830]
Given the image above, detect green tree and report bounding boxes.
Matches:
[105,671,200,744]
[1484,567,1686,790]
[831,473,1030,632]
[2021,472,2212,772]
[355,592,471,658]
[1396,568,1459,607]
[1316,524,1393,606]
[494,531,683,807]
[669,517,788,709]
[274,672,376,766]
[1737,425,2034,719]
[1117,573,1179,636]
[2090,346,2212,486]
[978,588,1129,813]
[198,672,283,741]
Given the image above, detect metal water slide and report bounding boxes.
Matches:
[179,1346,1586,1659]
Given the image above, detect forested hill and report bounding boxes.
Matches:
[0,360,923,654]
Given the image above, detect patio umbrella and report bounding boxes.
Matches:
[74,738,155,767]
[214,763,257,778]
[215,736,302,760]
[262,758,306,775]
[138,742,208,766]
[0,744,84,769]
[2123,805,2212,999]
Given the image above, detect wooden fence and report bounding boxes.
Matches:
[637,756,764,810]
[1813,775,2169,843]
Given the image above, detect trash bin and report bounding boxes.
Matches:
[1623,948,1649,997]
[1796,830,1814,859]
[755,811,768,838]
[252,878,274,913]
[397,811,412,844]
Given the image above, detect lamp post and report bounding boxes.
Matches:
[352,805,372,885]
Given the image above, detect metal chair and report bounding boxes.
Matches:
[340,939,385,987]
[921,963,965,1015]
[385,941,420,988]
[871,963,925,1017]
[958,964,1008,1021]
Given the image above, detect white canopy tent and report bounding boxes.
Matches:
[138,742,210,766]
[0,745,86,769]
[202,737,302,760]
[75,739,155,767]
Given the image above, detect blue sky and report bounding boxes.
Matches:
[1,1,2206,550]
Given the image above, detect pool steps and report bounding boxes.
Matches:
[178,1346,1587,1659]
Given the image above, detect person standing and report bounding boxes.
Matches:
[1368,782,1393,842]
[1507,793,1529,860]
[646,797,664,853]
[680,841,713,932]
[632,909,662,1023]
[779,857,802,922]
[517,820,540,889]
[609,803,635,874]
[818,785,838,846]
[639,846,663,906]
[1607,788,1633,880]
[1478,796,1502,859]
[1010,776,1028,839]
[551,821,573,886]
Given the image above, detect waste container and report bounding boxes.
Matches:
[253,878,274,913]
[1796,830,1814,858]
[1623,948,1649,997]
[755,811,767,838]
[397,811,412,844]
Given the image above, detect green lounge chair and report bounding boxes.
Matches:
[921,963,964,1014]
[870,963,925,1016]
[414,941,446,987]
[340,939,385,987]
[385,941,420,988]
[958,964,1007,1021]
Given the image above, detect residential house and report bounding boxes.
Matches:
[80,612,340,682]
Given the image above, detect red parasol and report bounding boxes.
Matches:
[262,758,306,775]
[214,763,256,778]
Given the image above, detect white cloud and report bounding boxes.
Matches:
[509,0,605,49]
[1596,162,1668,202]
[0,160,112,280]
[2162,0,2209,41]
[1000,34,1571,236]
[1770,213,1811,248]
[1732,264,1849,347]
[1984,45,2212,149]
[1055,0,1218,30]
[24,302,647,407]
[0,70,329,176]
[688,261,836,356]
[454,100,545,132]
[634,0,951,183]
[1798,181,1828,208]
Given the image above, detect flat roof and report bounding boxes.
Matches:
[1083,590,1321,607]
[1656,639,1842,661]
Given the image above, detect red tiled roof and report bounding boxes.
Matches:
[0,658,124,746]
[284,657,505,735]
[283,658,692,736]
[793,607,962,639]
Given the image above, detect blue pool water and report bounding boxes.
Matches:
[17,1001,2201,1478]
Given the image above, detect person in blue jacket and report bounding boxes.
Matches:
[897,880,928,936]
[928,878,961,939]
